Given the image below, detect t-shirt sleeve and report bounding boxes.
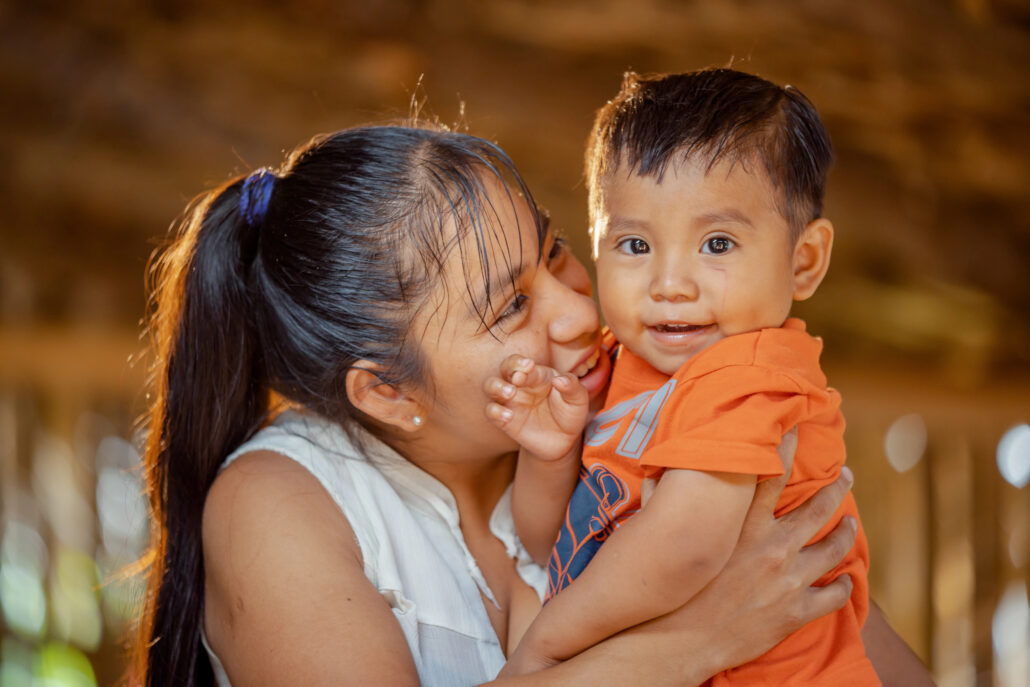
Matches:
[641,365,808,478]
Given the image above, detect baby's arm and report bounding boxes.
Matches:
[503,468,757,676]
[485,354,590,564]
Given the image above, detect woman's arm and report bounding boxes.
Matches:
[203,451,420,686]
[863,602,936,686]
[490,458,860,685]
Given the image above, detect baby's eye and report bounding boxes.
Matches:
[702,236,735,255]
[616,237,650,255]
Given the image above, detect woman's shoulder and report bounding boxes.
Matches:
[218,411,385,516]
[201,448,420,685]
[203,410,373,568]
[203,412,409,585]
[201,447,364,636]
[203,448,362,569]
[206,447,338,511]
[222,410,357,470]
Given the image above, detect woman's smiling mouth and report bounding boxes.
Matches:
[572,344,611,400]
[572,349,601,378]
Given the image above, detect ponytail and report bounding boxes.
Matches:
[132,125,546,684]
[135,178,269,686]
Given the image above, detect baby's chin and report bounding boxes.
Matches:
[628,344,695,376]
[648,353,694,376]
[638,327,725,375]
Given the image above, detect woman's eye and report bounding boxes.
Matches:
[702,236,735,255]
[617,237,650,255]
[497,293,529,323]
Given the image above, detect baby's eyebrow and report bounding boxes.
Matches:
[695,209,755,229]
[606,216,648,234]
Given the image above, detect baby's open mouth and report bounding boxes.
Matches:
[653,323,711,333]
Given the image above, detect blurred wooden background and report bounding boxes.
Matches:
[1,1,1028,685]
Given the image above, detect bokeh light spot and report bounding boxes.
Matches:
[31,432,95,552]
[0,564,47,640]
[96,465,148,560]
[34,641,98,687]
[996,423,1030,488]
[50,550,103,652]
[884,413,928,472]
[992,581,1029,687]
[1,636,36,687]
[0,523,49,640]
[2,521,48,579]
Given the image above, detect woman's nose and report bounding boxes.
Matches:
[546,274,600,344]
[649,261,699,302]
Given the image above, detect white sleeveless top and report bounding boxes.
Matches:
[201,410,547,687]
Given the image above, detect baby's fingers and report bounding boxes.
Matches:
[485,401,514,427]
[499,354,535,386]
[483,375,517,403]
[552,374,589,407]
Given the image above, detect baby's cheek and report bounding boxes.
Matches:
[711,267,730,318]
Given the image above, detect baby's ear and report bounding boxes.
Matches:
[345,362,423,433]
[791,218,834,301]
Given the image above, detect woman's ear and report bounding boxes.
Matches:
[345,362,424,432]
[792,218,834,302]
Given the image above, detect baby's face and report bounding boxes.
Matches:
[592,157,798,375]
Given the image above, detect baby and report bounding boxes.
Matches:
[486,68,878,685]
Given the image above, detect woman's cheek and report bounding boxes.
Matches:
[554,253,593,297]
[508,327,551,368]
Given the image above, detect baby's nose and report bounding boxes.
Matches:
[649,267,699,302]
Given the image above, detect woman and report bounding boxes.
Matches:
[136,124,925,685]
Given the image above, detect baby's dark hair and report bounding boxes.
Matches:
[585,68,833,237]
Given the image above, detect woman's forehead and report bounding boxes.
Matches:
[459,187,539,305]
[427,177,543,323]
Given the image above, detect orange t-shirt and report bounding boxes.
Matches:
[546,319,878,686]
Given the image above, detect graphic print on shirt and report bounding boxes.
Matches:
[546,379,676,597]
[584,378,676,459]
[546,463,630,597]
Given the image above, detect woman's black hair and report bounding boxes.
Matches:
[134,124,544,686]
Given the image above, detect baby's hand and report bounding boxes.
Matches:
[484,354,589,461]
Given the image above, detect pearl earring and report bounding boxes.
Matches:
[412,415,423,427]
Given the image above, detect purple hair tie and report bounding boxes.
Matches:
[239,168,277,229]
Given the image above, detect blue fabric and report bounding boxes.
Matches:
[546,463,630,597]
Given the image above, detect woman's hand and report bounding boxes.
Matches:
[665,457,858,677]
